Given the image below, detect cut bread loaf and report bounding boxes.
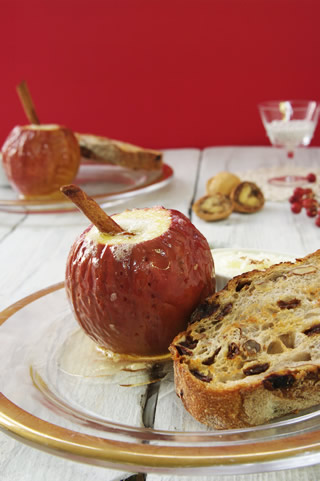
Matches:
[170,250,320,429]
[76,133,163,171]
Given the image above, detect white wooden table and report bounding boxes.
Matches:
[1,147,320,481]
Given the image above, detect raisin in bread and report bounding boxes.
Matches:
[169,249,320,429]
[76,133,162,171]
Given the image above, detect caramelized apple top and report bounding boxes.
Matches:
[86,208,171,245]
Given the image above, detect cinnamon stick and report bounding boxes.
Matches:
[61,184,124,234]
[16,80,40,124]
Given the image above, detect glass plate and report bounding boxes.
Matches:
[0,162,173,214]
[2,284,320,475]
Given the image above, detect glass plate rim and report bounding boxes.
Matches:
[0,163,173,213]
[2,284,320,472]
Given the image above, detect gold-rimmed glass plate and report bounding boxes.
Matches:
[2,284,320,475]
[0,161,173,214]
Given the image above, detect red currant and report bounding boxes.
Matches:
[307,172,317,183]
[289,184,319,226]
[302,198,317,209]
[293,187,304,198]
[307,208,317,217]
[291,202,302,214]
[289,195,300,204]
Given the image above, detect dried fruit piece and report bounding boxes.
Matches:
[192,193,233,221]
[178,336,198,350]
[303,324,320,336]
[202,347,221,366]
[235,280,252,292]
[243,363,269,376]
[263,373,295,390]
[230,181,264,213]
[190,300,220,324]
[190,369,212,383]
[206,171,241,197]
[227,342,240,359]
[277,298,301,309]
[216,302,233,321]
[175,344,193,356]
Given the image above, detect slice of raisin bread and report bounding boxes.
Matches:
[169,249,320,429]
[76,133,163,171]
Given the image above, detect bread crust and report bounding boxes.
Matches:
[170,250,320,429]
[172,351,320,429]
[76,133,163,171]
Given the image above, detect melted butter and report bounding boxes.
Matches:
[86,208,171,246]
[212,249,294,278]
[57,328,171,386]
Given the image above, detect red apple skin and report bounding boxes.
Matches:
[65,208,215,356]
[1,125,80,197]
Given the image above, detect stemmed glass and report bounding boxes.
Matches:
[258,100,319,186]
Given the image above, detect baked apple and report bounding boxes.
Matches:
[1,124,80,198]
[63,185,215,356]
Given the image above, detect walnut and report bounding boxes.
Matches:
[192,193,233,221]
[230,181,264,213]
[206,171,241,197]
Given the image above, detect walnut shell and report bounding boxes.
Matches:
[206,172,241,197]
[231,181,264,213]
[192,193,233,221]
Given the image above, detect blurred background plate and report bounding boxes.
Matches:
[0,161,173,214]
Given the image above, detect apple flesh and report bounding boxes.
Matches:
[65,207,215,356]
[1,124,80,197]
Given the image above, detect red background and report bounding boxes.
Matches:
[2,0,320,149]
